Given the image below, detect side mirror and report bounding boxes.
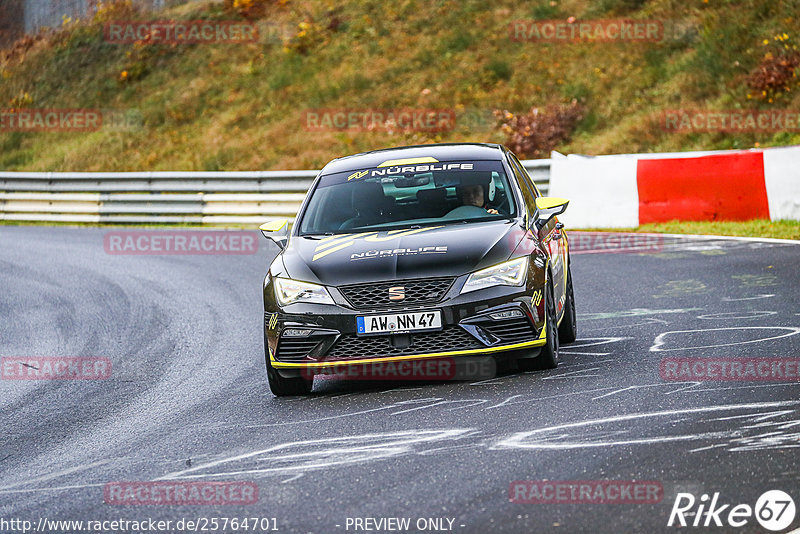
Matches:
[259,219,289,249]
[534,197,569,228]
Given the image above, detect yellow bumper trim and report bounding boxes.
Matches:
[270,337,546,368]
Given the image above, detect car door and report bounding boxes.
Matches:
[507,152,568,318]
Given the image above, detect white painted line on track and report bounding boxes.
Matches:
[722,294,775,301]
[643,232,800,245]
[0,482,107,495]
[650,326,800,352]
[543,368,601,380]
[493,400,800,451]
[0,459,110,492]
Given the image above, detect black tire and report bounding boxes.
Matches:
[267,360,313,396]
[558,264,577,344]
[265,324,313,396]
[518,279,559,371]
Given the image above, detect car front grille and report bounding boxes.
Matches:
[338,277,455,310]
[325,327,482,360]
[480,317,538,344]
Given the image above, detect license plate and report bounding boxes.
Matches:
[356,311,442,335]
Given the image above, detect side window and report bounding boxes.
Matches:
[507,153,536,212]
[509,153,541,199]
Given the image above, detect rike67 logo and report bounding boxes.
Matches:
[668,490,795,531]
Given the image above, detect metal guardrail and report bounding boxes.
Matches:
[0,161,551,224]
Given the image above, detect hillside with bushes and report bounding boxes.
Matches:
[0,0,798,171]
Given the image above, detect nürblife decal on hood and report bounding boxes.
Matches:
[350,245,448,261]
[312,226,444,261]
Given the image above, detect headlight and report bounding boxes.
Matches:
[275,278,335,306]
[461,257,528,294]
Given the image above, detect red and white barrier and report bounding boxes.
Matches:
[550,145,800,228]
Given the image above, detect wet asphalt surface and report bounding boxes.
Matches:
[1,226,799,534]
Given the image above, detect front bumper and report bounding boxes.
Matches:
[264,277,547,369]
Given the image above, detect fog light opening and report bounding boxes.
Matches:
[489,309,525,320]
[283,328,314,337]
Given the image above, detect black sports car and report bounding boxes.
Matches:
[260,143,576,395]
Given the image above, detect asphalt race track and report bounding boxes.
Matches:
[1,226,799,534]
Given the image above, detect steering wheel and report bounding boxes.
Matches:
[444,205,491,219]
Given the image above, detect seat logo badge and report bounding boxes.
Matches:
[389,286,405,301]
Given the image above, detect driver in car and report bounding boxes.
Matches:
[458,183,499,215]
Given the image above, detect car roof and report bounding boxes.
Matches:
[320,143,506,174]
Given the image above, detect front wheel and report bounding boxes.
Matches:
[267,361,313,396]
[558,264,577,344]
[265,326,312,396]
[518,279,559,371]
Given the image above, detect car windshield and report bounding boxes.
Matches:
[298,160,516,235]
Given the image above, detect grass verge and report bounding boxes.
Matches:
[576,219,800,240]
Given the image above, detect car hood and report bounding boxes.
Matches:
[282,221,526,286]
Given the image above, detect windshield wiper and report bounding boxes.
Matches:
[303,232,335,240]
